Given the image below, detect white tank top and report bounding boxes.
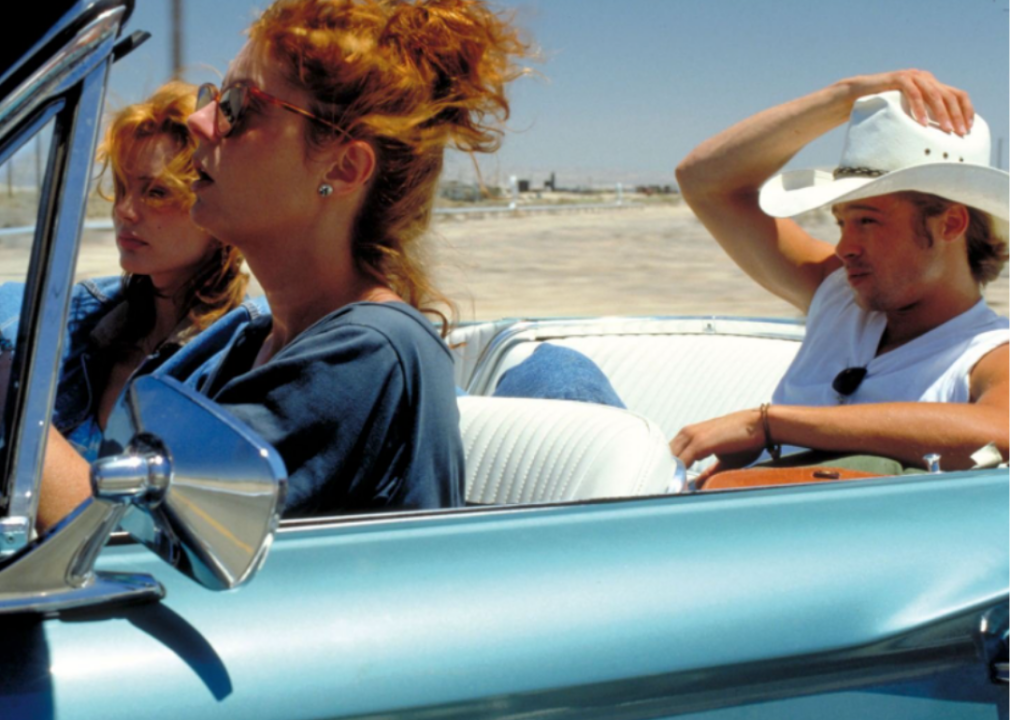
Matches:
[773,269,1009,406]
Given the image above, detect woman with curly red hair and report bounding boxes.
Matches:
[97,81,249,338]
[179,0,529,516]
[29,81,262,529]
[78,81,251,443]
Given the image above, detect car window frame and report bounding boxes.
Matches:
[0,4,129,555]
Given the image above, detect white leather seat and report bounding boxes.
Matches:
[481,332,801,440]
[446,319,519,388]
[459,396,679,504]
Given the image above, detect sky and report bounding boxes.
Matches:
[108,0,1010,189]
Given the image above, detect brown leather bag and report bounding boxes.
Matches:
[701,466,885,491]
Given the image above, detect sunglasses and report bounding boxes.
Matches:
[832,366,868,397]
[195,82,348,139]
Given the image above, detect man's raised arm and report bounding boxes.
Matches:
[675,70,973,312]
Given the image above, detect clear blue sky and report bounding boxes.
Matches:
[112,0,1010,188]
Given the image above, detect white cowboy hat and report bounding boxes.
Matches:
[758,91,1009,243]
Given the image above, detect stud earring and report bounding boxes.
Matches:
[318,183,334,197]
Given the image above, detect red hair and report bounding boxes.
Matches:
[96,81,249,333]
[250,0,531,330]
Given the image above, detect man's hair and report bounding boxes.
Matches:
[900,191,1008,285]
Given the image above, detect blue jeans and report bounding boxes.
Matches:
[492,344,626,409]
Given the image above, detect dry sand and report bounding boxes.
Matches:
[431,203,1008,321]
[2,202,1007,321]
[432,203,807,321]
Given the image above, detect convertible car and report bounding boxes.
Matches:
[1,2,1007,718]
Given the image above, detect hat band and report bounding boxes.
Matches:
[833,166,886,179]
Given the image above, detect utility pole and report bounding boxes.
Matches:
[171,0,183,80]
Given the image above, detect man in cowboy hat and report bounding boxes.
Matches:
[671,69,1008,478]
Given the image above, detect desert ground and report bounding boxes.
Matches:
[1,198,1007,322]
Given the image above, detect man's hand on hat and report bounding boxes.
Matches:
[843,69,973,137]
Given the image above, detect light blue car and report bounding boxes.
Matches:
[0,2,1006,718]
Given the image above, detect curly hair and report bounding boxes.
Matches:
[900,191,1009,286]
[249,0,531,330]
[96,81,249,339]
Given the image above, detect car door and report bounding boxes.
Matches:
[5,470,1003,719]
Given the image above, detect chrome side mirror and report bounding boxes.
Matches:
[0,376,286,615]
[102,375,287,590]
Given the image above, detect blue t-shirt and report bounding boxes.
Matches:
[0,277,264,461]
[201,302,464,517]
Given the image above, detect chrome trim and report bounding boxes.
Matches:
[107,376,287,591]
[669,455,688,494]
[0,2,81,89]
[3,26,118,547]
[465,316,806,395]
[994,660,1009,684]
[0,497,163,615]
[92,447,170,503]
[0,517,30,554]
[0,8,124,141]
[275,468,940,533]
[0,374,285,612]
[0,100,62,171]
[979,609,1010,685]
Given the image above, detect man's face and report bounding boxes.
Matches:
[831,194,943,313]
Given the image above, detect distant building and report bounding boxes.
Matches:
[439,180,482,202]
[635,184,678,196]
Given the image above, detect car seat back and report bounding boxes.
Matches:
[460,318,803,440]
[458,396,680,504]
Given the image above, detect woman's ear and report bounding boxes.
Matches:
[324,141,377,195]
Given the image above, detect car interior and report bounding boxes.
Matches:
[444,318,806,502]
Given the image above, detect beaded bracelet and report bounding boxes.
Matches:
[759,402,781,461]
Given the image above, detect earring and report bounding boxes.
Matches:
[318,183,334,197]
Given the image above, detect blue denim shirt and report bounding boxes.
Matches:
[0,277,267,461]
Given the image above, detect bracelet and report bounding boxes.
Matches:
[759,402,781,461]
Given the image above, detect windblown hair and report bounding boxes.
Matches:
[250,0,531,330]
[901,191,1009,286]
[96,81,249,342]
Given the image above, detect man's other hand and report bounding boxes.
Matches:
[669,409,767,479]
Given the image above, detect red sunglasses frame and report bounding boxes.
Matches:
[196,82,349,139]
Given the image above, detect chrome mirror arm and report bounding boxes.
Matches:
[0,491,163,616]
[0,375,287,614]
